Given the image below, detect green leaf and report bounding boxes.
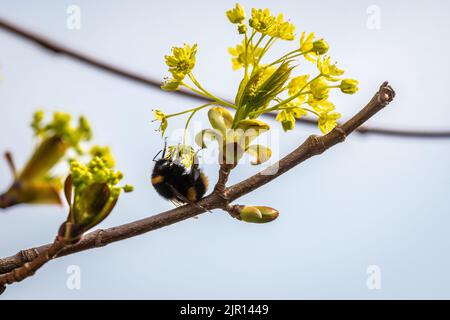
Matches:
[208,107,234,135]
[19,136,68,182]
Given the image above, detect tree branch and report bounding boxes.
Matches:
[0,238,64,288]
[213,164,233,195]
[0,17,439,138]
[0,82,396,279]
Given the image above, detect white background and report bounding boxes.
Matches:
[0,0,449,299]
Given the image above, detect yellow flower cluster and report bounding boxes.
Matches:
[279,55,359,133]
[226,3,245,24]
[89,145,115,168]
[248,9,295,40]
[300,32,329,62]
[269,14,296,40]
[60,151,132,243]
[248,8,275,34]
[31,110,92,154]
[1,110,94,208]
[287,75,310,97]
[228,41,263,70]
[154,3,360,168]
[340,79,359,94]
[70,152,132,198]
[275,104,308,131]
[317,105,342,134]
[318,56,345,81]
[162,44,198,91]
[223,3,357,136]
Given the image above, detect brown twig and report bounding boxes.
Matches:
[0,17,442,138]
[214,164,233,195]
[0,82,395,280]
[0,237,65,292]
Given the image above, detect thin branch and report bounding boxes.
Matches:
[0,238,64,287]
[213,164,233,195]
[0,82,396,279]
[0,17,442,139]
[0,17,204,102]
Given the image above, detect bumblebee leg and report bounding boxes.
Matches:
[167,184,212,213]
[161,137,168,158]
[152,150,162,162]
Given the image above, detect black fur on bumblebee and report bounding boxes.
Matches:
[151,144,208,205]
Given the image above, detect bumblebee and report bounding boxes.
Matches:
[151,144,208,205]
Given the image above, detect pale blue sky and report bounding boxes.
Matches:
[0,0,450,299]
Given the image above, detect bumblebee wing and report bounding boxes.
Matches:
[166,183,191,204]
[169,198,199,219]
[190,165,200,182]
[170,198,184,207]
